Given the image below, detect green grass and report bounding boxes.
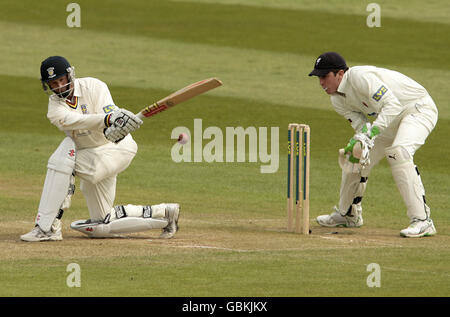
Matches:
[1,247,448,297]
[1,0,449,70]
[0,0,449,298]
[173,0,450,24]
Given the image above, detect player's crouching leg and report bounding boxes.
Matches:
[70,203,180,239]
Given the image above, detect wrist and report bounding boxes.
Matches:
[362,123,380,139]
[104,113,113,127]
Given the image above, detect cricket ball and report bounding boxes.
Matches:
[178,133,189,144]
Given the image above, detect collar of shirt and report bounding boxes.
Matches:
[336,71,349,97]
[73,78,82,97]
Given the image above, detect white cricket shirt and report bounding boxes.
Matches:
[330,66,429,133]
[47,77,118,149]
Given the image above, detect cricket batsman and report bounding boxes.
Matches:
[21,56,180,242]
[308,52,438,237]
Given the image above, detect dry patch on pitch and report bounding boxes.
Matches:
[1,213,446,262]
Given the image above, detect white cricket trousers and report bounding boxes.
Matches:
[340,95,438,221]
[75,134,138,221]
[363,95,438,172]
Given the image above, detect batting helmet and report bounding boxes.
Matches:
[40,56,75,98]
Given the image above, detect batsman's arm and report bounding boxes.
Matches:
[48,106,108,131]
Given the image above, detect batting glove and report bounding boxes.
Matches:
[105,108,143,133]
[104,108,143,143]
[104,125,128,143]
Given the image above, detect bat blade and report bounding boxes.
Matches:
[136,78,222,119]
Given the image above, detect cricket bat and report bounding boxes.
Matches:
[136,78,222,119]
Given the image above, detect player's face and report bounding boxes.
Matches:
[48,76,69,92]
[319,71,343,94]
[48,75,73,98]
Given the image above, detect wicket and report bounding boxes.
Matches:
[287,123,310,234]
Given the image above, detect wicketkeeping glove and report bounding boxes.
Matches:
[346,123,380,166]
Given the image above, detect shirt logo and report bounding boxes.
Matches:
[372,85,388,102]
[103,105,115,113]
[81,104,88,114]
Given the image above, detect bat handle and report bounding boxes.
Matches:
[136,102,158,119]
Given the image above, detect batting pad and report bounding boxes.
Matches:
[37,137,76,232]
[70,217,168,237]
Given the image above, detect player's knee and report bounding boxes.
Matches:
[385,145,412,165]
[48,137,76,174]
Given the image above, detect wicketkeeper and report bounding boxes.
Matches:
[308,52,438,237]
[21,56,180,242]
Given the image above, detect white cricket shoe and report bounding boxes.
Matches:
[159,203,180,239]
[20,220,63,242]
[316,206,363,228]
[400,219,436,238]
